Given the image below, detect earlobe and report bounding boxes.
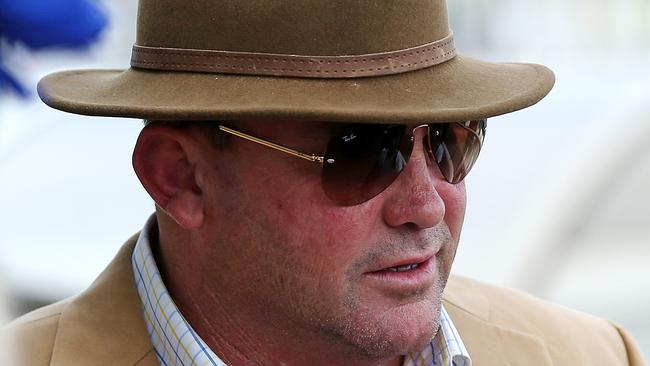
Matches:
[163,190,205,229]
[132,124,205,229]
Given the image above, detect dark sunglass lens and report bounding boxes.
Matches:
[322,124,411,206]
[431,120,486,184]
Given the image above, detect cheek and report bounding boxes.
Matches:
[267,197,375,268]
[238,160,376,261]
[215,188,375,317]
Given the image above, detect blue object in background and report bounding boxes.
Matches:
[0,0,107,96]
[0,64,28,97]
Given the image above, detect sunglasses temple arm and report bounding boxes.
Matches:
[218,125,325,164]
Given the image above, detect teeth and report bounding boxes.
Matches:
[386,263,419,272]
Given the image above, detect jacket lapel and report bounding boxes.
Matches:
[49,236,158,366]
[443,279,553,366]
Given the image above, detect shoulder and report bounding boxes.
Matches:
[443,275,646,365]
[444,275,617,333]
[3,235,157,366]
[3,298,73,366]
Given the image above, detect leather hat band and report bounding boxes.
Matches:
[130,33,456,79]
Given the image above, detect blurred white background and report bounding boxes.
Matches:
[1,0,649,357]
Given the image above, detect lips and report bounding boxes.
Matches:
[361,250,440,296]
[366,252,436,274]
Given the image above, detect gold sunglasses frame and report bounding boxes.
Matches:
[219,125,326,164]
[218,121,485,169]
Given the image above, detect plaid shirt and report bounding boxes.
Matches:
[133,215,472,366]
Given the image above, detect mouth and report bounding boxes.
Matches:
[381,262,423,273]
[366,256,433,276]
[365,251,436,274]
[362,254,438,296]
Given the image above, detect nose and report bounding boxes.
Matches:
[380,126,447,229]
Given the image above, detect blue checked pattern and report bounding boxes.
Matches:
[402,306,472,366]
[133,215,471,366]
[132,216,225,366]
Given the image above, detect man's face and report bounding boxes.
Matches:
[193,119,466,359]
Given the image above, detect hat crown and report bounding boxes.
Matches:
[136,0,451,55]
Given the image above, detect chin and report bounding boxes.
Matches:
[346,271,446,358]
[387,300,440,353]
[346,296,442,359]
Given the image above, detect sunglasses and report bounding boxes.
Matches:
[219,120,486,206]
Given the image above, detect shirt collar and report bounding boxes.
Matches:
[132,215,471,366]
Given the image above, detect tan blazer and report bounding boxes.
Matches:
[5,237,647,365]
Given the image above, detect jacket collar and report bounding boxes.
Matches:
[50,236,158,366]
[48,236,552,366]
[443,279,553,365]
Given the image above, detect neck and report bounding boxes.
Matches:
[153,226,404,366]
[173,294,404,366]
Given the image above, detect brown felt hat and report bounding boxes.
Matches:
[37,0,554,123]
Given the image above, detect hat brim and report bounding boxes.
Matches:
[37,54,554,123]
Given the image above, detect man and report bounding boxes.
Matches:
[5,0,646,365]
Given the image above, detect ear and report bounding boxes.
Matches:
[132,123,205,229]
